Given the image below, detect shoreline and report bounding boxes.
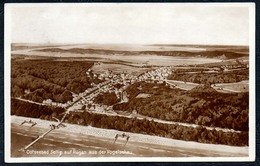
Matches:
[11,115,248,156]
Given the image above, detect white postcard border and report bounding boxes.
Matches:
[4,2,256,163]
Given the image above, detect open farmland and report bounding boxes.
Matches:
[213,80,249,93]
[91,63,152,76]
[166,80,199,90]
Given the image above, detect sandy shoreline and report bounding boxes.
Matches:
[11,115,248,156]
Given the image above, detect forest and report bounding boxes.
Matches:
[113,82,249,131]
[167,68,249,84]
[11,99,248,146]
[11,98,66,119]
[11,60,103,103]
[94,92,120,105]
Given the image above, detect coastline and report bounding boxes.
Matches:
[11,115,248,156]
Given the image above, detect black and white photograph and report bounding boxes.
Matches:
[4,3,255,162]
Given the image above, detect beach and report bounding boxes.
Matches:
[10,116,248,157]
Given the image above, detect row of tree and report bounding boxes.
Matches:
[56,111,249,146]
[11,99,248,146]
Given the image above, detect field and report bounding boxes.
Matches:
[166,80,199,90]
[91,63,152,76]
[214,81,249,92]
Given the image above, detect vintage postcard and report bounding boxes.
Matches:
[4,3,255,162]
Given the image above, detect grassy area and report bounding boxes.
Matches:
[166,80,199,90]
[91,63,152,76]
[214,81,249,92]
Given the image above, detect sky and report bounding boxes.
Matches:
[9,4,251,45]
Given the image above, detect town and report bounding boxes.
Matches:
[41,64,175,114]
[35,60,248,119]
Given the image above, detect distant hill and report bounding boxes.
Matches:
[37,48,248,60]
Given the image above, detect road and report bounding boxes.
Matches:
[93,110,242,133]
[14,78,243,135]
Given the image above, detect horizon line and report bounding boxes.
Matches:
[11,42,249,47]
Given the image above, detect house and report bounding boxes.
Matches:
[43,99,52,105]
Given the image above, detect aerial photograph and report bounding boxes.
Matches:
[5,3,254,161]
